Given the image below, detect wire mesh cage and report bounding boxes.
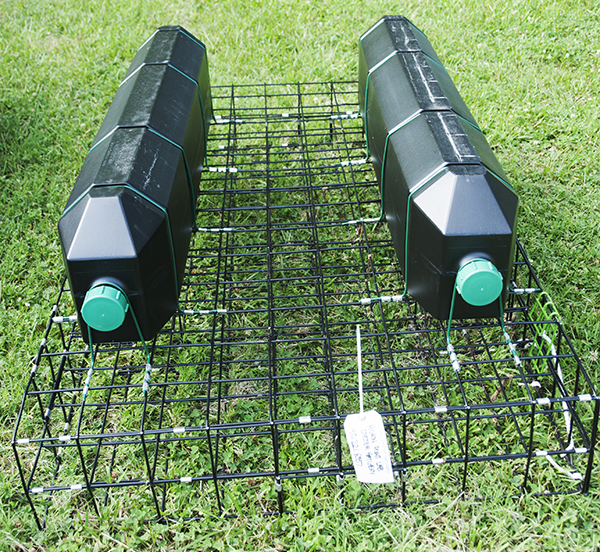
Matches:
[13,81,599,528]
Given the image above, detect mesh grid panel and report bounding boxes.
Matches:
[13,82,599,527]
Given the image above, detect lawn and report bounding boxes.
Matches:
[1,0,599,550]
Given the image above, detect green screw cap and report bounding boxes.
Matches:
[81,284,128,332]
[456,259,503,307]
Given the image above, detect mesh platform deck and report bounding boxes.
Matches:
[13,81,599,528]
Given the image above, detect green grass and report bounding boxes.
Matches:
[2,0,600,549]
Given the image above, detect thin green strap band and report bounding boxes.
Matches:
[87,123,198,227]
[63,182,181,305]
[447,279,459,346]
[177,27,207,52]
[362,47,483,161]
[85,283,153,394]
[119,61,209,162]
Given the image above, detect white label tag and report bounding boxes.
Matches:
[344,410,394,484]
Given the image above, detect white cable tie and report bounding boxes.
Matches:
[181,476,193,484]
[40,338,47,348]
[434,405,448,414]
[44,408,51,419]
[432,458,446,465]
[535,450,549,457]
[536,397,551,406]
[511,287,540,294]
[575,447,588,454]
[214,117,244,125]
[579,394,593,402]
[183,308,228,315]
[30,487,44,494]
[58,435,71,442]
[82,366,94,399]
[173,426,186,434]
[70,484,83,491]
[308,467,320,474]
[31,364,39,375]
[299,416,312,424]
[16,438,30,445]
[63,422,70,433]
[208,166,238,173]
[544,454,584,481]
[505,336,522,367]
[447,343,460,372]
[196,226,235,233]
[52,315,78,324]
[275,481,283,492]
[360,298,372,306]
[331,111,360,120]
[142,363,152,394]
[524,380,541,389]
[346,215,379,225]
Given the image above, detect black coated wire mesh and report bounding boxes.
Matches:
[13,81,599,528]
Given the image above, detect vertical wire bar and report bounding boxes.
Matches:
[88,345,122,493]
[521,401,537,495]
[73,344,100,516]
[423,318,466,468]
[12,298,59,529]
[207,83,238,516]
[582,399,599,493]
[401,411,408,503]
[104,347,136,508]
[140,340,164,519]
[325,81,354,479]
[264,83,284,514]
[296,82,342,486]
[153,321,177,515]
[461,408,471,495]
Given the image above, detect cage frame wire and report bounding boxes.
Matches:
[13,80,599,529]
